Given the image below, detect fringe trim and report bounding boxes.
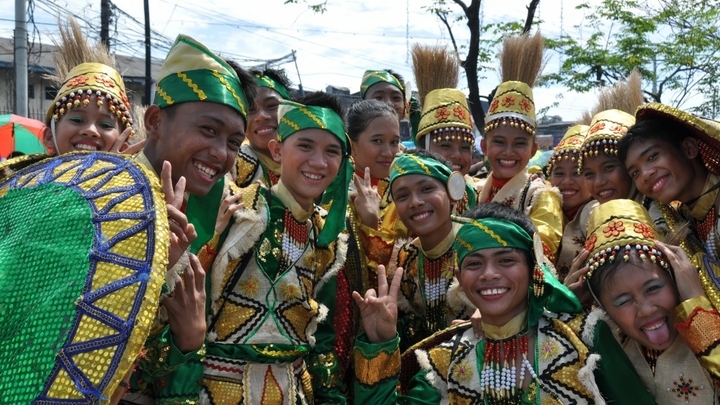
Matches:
[163,252,189,297]
[210,187,268,310]
[306,304,329,347]
[578,353,605,405]
[582,308,608,346]
[446,278,474,317]
[314,231,349,295]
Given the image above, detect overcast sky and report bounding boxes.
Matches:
[0,0,604,120]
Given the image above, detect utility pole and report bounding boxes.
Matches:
[14,0,28,117]
[143,0,151,105]
[100,0,111,50]
[292,50,304,97]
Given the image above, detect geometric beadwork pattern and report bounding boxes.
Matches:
[0,152,169,404]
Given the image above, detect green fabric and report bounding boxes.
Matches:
[360,70,405,99]
[454,217,581,328]
[187,176,225,254]
[389,153,452,196]
[254,74,292,100]
[207,342,309,364]
[155,69,248,119]
[0,184,92,403]
[278,102,352,247]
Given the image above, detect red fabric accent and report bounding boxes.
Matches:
[492,176,509,190]
[564,205,581,221]
[354,168,380,187]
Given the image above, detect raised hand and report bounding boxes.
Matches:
[353,166,381,229]
[564,249,592,307]
[163,254,207,352]
[215,192,244,235]
[162,161,197,268]
[109,126,146,155]
[655,241,705,301]
[352,265,403,343]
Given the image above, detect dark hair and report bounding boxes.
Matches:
[618,116,693,164]
[249,67,294,100]
[224,59,259,115]
[463,202,536,268]
[295,91,345,118]
[384,69,405,88]
[346,99,398,142]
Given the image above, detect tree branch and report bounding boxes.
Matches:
[452,0,470,16]
[436,11,462,64]
[523,0,541,33]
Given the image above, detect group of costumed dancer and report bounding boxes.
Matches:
[2,16,720,405]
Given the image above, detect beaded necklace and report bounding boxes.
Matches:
[477,312,541,405]
[641,346,664,375]
[417,248,456,333]
[487,177,510,203]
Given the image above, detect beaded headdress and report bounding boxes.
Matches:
[414,89,474,148]
[277,100,352,247]
[154,35,249,119]
[360,70,405,99]
[46,19,133,137]
[578,109,635,169]
[578,69,644,169]
[584,199,667,281]
[484,32,545,136]
[455,217,581,326]
[635,103,720,176]
[546,125,588,174]
[0,152,169,402]
[389,152,468,202]
[254,73,292,101]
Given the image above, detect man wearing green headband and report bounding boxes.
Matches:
[124,35,259,404]
[235,68,294,188]
[352,202,656,405]
[186,92,351,404]
[382,149,474,351]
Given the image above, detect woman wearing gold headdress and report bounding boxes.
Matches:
[583,199,720,403]
[478,32,563,263]
[547,125,597,280]
[42,18,138,155]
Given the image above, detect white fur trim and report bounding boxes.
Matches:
[163,251,189,297]
[306,304,328,347]
[582,308,608,346]
[314,231,348,294]
[416,350,450,405]
[446,278,475,317]
[579,353,605,405]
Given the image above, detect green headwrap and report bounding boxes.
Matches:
[389,153,474,204]
[154,35,249,119]
[277,101,352,247]
[360,70,405,99]
[454,217,582,327]
[254,74,292,101]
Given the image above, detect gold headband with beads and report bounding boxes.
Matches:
[578,109,634,169]
[483,81,536,136]
[47,62,133,136]
[546,125,588,174]
[584,199,668,280]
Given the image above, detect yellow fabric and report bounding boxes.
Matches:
[675,295,714,321]
[272,180,313,222]
[421,221,463,258]
[484,81,536,127]
[416,89,473,141]
[528,188,563,261]
[482,309,528,339]
[256,150,281,178]
[688,173,720,221]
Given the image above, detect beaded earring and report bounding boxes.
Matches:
[532,233,545,297]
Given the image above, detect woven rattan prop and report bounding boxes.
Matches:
[0,152,168,404]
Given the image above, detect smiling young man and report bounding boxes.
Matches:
[387,149,474,351]
[234,68,294,187]
[351,202,656,405]
[190,93,352,404]
[122,34,259,405]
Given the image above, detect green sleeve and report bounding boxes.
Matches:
[592,320,655,405]
[353,334,441,405]
[308,275,346,404]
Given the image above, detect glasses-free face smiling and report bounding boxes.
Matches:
[391,174,453,250]
[45,103,122,154]
[582,153,633,203]
[246,87,282,157]
[457,247,530,326]
[269,128,343,211]
[364,82,405,118]
[550,159,591,212]
[597,259,679,351]
[481,127,538,180]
